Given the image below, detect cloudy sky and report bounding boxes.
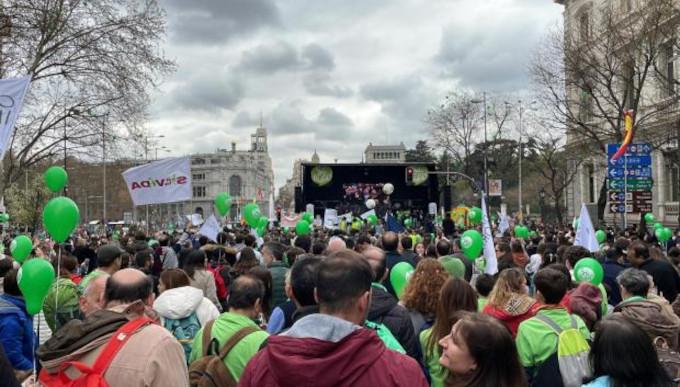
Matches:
[147,0,563,188]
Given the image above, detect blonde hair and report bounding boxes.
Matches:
[487,268,526,308]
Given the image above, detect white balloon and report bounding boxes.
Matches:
[366,199,376,209]
[383,183,394,195]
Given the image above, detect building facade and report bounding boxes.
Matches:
[364,142,406,164]
[556,0,680,226]
[186,126,275,219]
[64,126,275,227]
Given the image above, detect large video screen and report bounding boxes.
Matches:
[342,183,387,203]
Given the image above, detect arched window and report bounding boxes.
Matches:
[229,175,242,197]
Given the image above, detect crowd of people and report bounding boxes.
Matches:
[0,216,679,386]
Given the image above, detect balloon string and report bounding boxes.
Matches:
[33,312,39,377]
[54,247,61,329]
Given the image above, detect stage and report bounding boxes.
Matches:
[296,162,439,216]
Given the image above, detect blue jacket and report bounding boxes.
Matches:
[0,294,35,370]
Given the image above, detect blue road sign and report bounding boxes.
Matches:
[608,156,652,167]
[607,143,651,157]
[607,167,653,179]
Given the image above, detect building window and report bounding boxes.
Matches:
[587,165,595,203]
[192,158,205,165]
[579,12,590,41]
[192,173,205,181]
[211,158,220,165]
[620,0,632,12]
[669,164,679,202]
[193,186,206,198]
[660,41,675,98]
[229,175,242,197]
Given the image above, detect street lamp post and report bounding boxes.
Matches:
[471,92,489,203]
[142,134,165,232]
[539,188,546,222]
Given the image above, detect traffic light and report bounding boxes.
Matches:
[406,167,414,183]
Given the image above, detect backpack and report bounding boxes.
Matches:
[43,278,83,333]
[534,315,591,387]
[188,320,258,387]
[38,317,157,387]
[164,312,202,363]
[207,267,228,301]
[654,337,680,384]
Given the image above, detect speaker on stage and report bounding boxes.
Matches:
[294,187,303,213]
[443,185,452,212]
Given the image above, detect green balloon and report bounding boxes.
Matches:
[10,235,32,264]
[148,239,159,247]
[296,220,311,236]
[302,212,313,223]
[1,213,9,223]
[430,233,435,240]
[530,231,538,238]
[390,261,415,299]
[18,258,55,315]
[258,216,269,229]
[243,204,261,228]
[367,214,378,226]
[284,227,290,234]
[468,207,482,224]
[404,218,413,227]
[514,225,529,239]
[596,230,606,244]
[214,192,232,217]
[42,196,80,243]
[460,230,483,260]
[660,227,673,243]
[257,225,266,237]
[654,222,664,230]
[664,227,673,241]
[574,258,604,285]
[44,166,68,193]
[644,213,656,223]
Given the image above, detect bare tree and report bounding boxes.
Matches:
[427,91,484,176]
[0,0,175,190]
[530,0,680,223]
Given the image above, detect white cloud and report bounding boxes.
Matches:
[149,0,563,189]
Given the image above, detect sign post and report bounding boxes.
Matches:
[607,143,652,226]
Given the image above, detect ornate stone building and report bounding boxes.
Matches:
[364,142,406,164]
[186,126,275,219]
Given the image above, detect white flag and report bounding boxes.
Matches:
[574,204,599,252]
[123,156,192,205]
[482,196,498,275]
[199,215,220,242]
[323,208,338,229]
[360,209,376,219]
[0,76,31,159]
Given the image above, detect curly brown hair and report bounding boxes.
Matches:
[401,258,449,315]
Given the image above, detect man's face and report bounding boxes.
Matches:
[79,277,107,316]
[262,247,274,264]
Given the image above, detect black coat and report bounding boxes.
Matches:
[638,258,680,303]
[367,285,419,360]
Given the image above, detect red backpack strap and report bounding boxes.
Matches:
[57,317,157,383]
[91,317,157,373]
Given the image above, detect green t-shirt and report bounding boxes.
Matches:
[477,297,488,312]
[189,312,269,382]
[516,308,591,376]
[419,328,447,387]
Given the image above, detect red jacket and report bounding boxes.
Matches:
[238,327,428,387]
[483,300,541,337]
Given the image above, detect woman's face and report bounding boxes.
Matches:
[439,321,477,375]
[415,243,425,256]
[158,279,166,294]
[496,247,504,259]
